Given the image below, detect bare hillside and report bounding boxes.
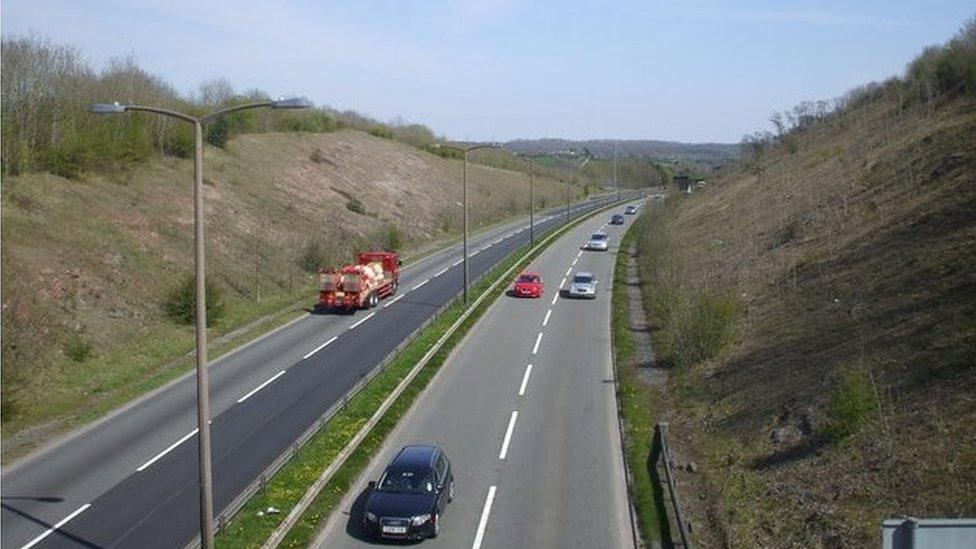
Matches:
[0,129,576,458]
[636,93,976,545]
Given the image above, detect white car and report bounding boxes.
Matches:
[625,205,638,215]
[584,232,609,251]
[566,272,597,299]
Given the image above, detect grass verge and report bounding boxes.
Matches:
[611,214,669,544]
[215,198,628,548]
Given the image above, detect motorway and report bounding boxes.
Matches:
[313,200,639,548]
[0,195,627,549]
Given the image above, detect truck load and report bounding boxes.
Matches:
[318,251,401,311]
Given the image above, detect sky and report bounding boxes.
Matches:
[2,0,973,143]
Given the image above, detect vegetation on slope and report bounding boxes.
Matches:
[0,38,587,459]
[634,18,976,546]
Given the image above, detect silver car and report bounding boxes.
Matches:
[584,232,609,251]
[567,271,597,299]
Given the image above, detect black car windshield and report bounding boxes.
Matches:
[377,469,434,494]
[517,274,538,283]
[591,234,606,240]
[573,275,593,284]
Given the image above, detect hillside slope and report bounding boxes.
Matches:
[637,93,975,545]
[0,129,576,457]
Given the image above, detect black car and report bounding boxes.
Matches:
[610,214,625,225]
[363,445,454,540]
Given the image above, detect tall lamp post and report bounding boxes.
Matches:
[434,142,497,304]
[90,97,310,548]
[571,157,591,222]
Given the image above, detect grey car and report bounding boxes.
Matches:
[584,232,609,251]
[566,271,597,299]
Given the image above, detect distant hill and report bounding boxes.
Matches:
[504,138,740,166]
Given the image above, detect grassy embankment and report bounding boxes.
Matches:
[629,20,976,546]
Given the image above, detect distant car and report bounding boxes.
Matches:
[363,445,454,540]
[610,214,625,225]
[625,205,638,215]
[513,270,544,298]
[566,271,597,299]
[584,232,609,251]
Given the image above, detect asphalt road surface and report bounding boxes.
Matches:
[0,195,630,549]
[312,200,640,549]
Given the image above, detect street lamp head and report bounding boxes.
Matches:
[90,102,127,115]
[270,97,312,109]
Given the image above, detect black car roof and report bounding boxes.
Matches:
[389,445,438,470]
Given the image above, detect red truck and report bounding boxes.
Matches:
[318,251,401,311]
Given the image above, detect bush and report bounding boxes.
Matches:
[163,275,225,326]
[345,198,366,215]
[385,225,403,250]
[368,125,393,139]
[64,334,93,362]
[163,127,194,158]
[298,240,333,272]
[823,365,877,442]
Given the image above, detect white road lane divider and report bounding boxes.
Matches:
[136,428,198,472]
[565,267,572,277]
[20,503,92,549]
[413,278,430,290]
[348,312,375,330]
[303,335,339,359]
[551,293,559,306]
[471,486,497,549]
[572,258,578,266]
[237,370,286,404]
[384,294,404,308]
[499,411,518,459]
[560,277,567,288]
[577,250,583,258]
[434,266,450,277]
[542,309,552,326]
[518,364,533,396]
[532,332,544,355]
[453,258,464,266]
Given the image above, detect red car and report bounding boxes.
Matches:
[513,271,544,298]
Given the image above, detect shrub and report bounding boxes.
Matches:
[823,364,878,443]
[385,225,403,250]
[299,240,333,272]
[163,275,225,326]
[162,127,194,158]
[369,125,393,139]
[64,334,93,362]
[345,198,366,215]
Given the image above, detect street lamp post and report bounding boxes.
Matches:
[90,97,310,549]
[434,142,497,304]
[571,157,591,223]
[528,161,535,245]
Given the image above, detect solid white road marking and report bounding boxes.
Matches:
[577,250,583,258]
[565,267,572,277]
[384,294,404,308]
[560,277,567,288]
[303,336,339,359]
[542,309,552,326]
[551,293,558,306]
[413,279,430,290]
[453,258,464,266]
[348,312,375,330]
[532,332,544,355]
[499,411,518,459]
[136,429,198,472]
[237,370,286,404]
[572,258,578,266]
[518,364,533,396]
[471,486,497,549]
[20,503,92,549]
[434,266,450,277]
